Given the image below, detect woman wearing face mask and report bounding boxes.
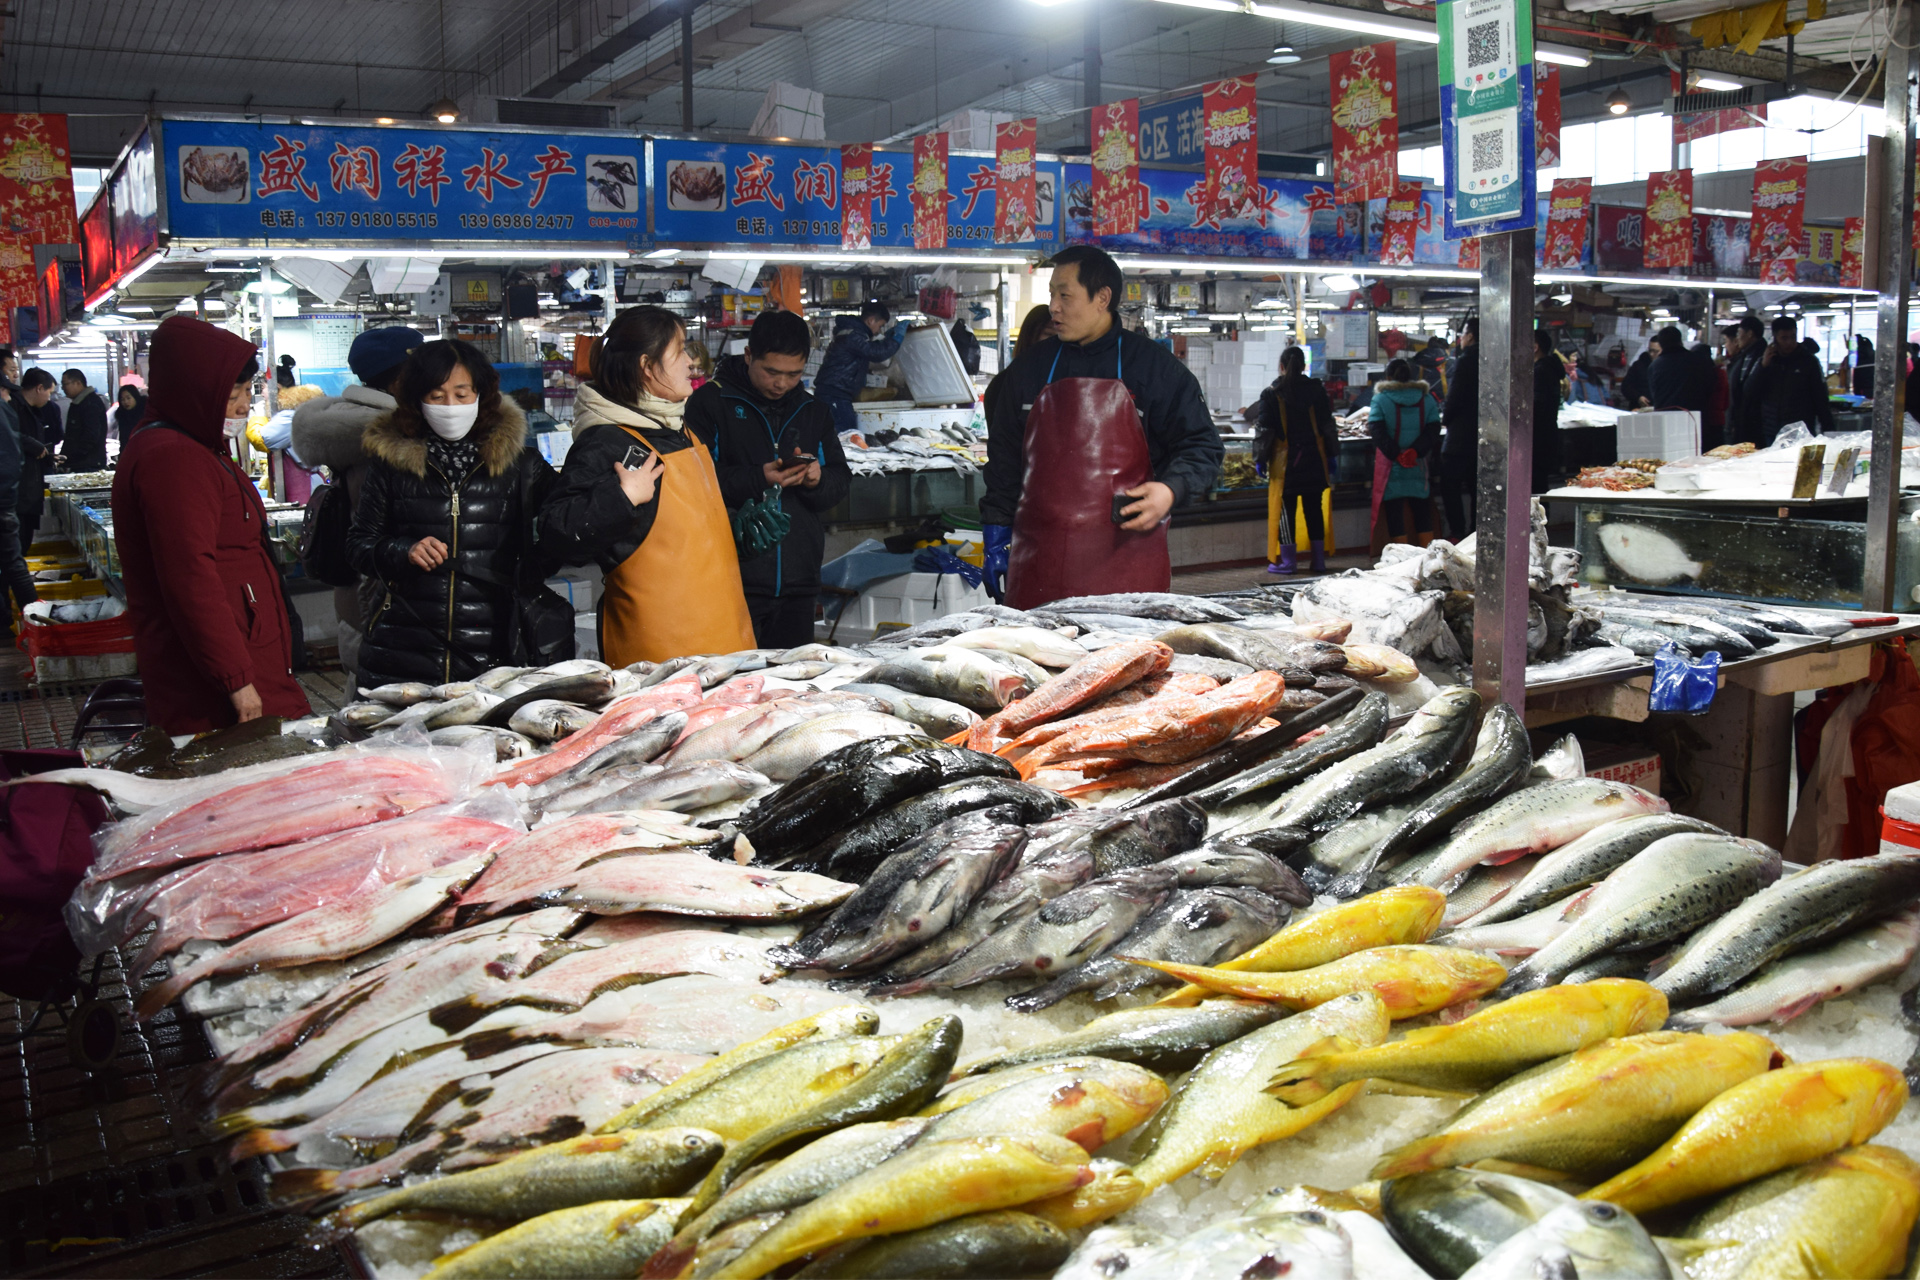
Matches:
[346,338,560,687]
[540,304,753,665]
[111,315,310,734]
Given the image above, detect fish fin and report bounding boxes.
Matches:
[268,1166,340,1204]
[1369,1138,1449,1181]
[227,1126,293,1159]
[1362,1080,1477,1100]
[1264,1041,1348,1106]
[208,1108,265,1137]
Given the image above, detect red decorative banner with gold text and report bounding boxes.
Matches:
[910,132,948,250]
[994,118,1039,244]
[1843,216,1864,289]
[1329,43,1398,204]
[1750,155,1807,284]
[1459,236,1482,271]
[0,113,78,344]
[1091,99,1140,237]
[840,143,872,251]
[1643,168,1693,270]
[1201,78,1259,225]
[1380,180,1425,266]
[1536,67,1562,169]
[1543,177,1591,269]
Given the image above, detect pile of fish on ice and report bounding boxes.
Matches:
[36,584,1920,1279]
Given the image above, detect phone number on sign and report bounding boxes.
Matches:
[312,211,441,228]
[458,213,577,230]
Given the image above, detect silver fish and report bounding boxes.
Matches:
[1381,1168,1579,1279]
[1443,888,1594,955]
[663,695,878,767]
[336,701,397,730]
[474,666,532,691]
[1170,654,1255,680]
[1412,779,1671,891]
[432,681,479,700]
[428,724,537,760]
[1055,1225,1174,1280]
[360,681,438,707]
[863,646,1031,713]
[1043,592,1245,623]
[510,699,601,742]
[1463,815,1722,927]
[945,625,1088,668]
[1439,855,1542,928]
[1596,620,1684,658]
[832,684,979,737]
[1652,851,1920,1004]
[761,660,840,680]
[533,764,665,817]
[1159,842,1312,903]
[1669,907,1920,1028]
[1530,734,1585,782]
[1196,693,1390,811]
[737,711,928,781]
[536,658,613,678]
[1600,605,1755,658]
[550,711,689,784]
[574,761,770,815]
[424,689,504,729]
[1458,1200,1669,1280]
[1150,1210,1357,1280]
[773,644,867,665]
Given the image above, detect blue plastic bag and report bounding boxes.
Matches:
[913,544,984,588]
[1649,642,1720,714]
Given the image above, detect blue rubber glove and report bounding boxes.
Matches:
[983,524,1013,603]
[891,320,910,344]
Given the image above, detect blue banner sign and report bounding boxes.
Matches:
[163,119,644,243]
[1137,95,1206,166]
[650,139,1059,249]
[1063,162,1362,260]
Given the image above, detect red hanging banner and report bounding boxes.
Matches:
[910,132,948,251]
[1842,216,1864,289]
[1459,236,1482,271]
[1672,71,1765,146]
[1091,99,1141,237]
[994,118,1039,244]
[1536,66,1562,170]
[840,143,873,251]
[1200,78,1259,224]
[1329,43,1398,204]
[0,113,78,344]
[1380,180,1425,266]
[1750,155,1807,284]
[1642,168,1693,271]
[1543,177,1591,269]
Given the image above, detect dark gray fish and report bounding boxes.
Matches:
[632,655,706,689]
[1594,621,1679,658]
[1598,607,1757,658]
[1005,885,1288,1011]
[479,672,620,729]
[1083,797,1210,875]
[1193,693,1389,809]
[865,611,997,645]
[739,740,1014,861]
[1627,598,1779,647]
[1561,952,1652,984]
[790,1210,1069,1279]
[952,1000,1282,1077]
[1044,592,1245,623]
[1381,1168,1578,1279]
[784,777,1070,881]
[1158,623,1344,675]
[1160,840,1312,904]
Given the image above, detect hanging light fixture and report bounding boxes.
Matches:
[430,98,460,123]
[1267,44,1300,64]
[1605,88,1632,115]
[429,0,459,123]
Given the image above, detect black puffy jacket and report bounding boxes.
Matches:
[346,397,557,686]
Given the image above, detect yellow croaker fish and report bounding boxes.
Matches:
[1266,979,1669,1105]
[920,1057,1149,1119]
[922,1061,1167,1153]
[1133,945,1506,1020]
[598,1006,878,1134]
[700,1133,1092,1279]
[1129,991,1391,1191]
[1157,885,1445,1007]
[426,1198,689,1280]
[1682,1144,1920,1280]
[1583,1057,1909,1214]
[1370,1030,1780,1182]
[608,1035,900,1142]
[1021,1158,1148,1230]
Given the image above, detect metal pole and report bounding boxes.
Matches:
[1084,0,1102,153]
[1472,227,1535,713]
[603,258,618,328]
[259,264,278,416]
[1868,0,1916,612]
[996,269,1010,369]
[681,0,695,132]
[1294,273,1307,348]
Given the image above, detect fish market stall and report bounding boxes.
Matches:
[21,586,1920,1280]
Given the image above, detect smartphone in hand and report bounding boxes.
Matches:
[621,444,654,469]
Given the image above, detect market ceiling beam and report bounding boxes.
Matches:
[589,0,849,104]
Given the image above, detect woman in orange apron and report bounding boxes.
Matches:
[538,305,754,666]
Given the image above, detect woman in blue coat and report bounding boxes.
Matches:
[1368,357,1442,547]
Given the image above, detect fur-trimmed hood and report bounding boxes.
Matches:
[1373,380,1430,393]
[289,385,394,471]
[363,395,527,479]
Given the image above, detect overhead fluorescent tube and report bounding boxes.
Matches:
[1156,0,1592,66]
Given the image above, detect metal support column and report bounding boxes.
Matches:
[259,264,278,416]
[1084,1,1102,153]
[1867,0,1916,611]
[680,0,696,132]
[1293,274,1307,347]
[1472,228,1535,712]
[997,270,1010,368]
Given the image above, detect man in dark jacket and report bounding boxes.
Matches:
[0,375,33,627]
[687,309,852,649]
[1439,318,1478,539]
[1742,315,1835,445]
[1621,349,1653,407]
[59,369,108,472]
[1533,329,1564,493]
[814,301,907,434]
[1725,314,1767,440]
[0,351,48,543]
[1645,325,1706,415]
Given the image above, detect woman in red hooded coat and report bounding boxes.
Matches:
[112,315,309,735]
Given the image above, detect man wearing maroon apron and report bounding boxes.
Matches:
[980,246,1222,610]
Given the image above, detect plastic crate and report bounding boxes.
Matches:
[851,570,992,630]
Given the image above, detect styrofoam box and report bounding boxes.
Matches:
[1615,410,1700,462]
[573,613,600,661]
[853,404,975,434]
[857,571,993,631]
[1885,779,1920,825]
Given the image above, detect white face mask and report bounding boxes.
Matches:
[222,417,248,439]
[421,401,479,440]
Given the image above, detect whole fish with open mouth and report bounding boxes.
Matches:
[569,761,769,816]
[779,776,1069,881]
[1501,833,1782,993]
[1411,779,1671,892]
[510,699,601,743]
[1044,592,1244,623]
[1651,851,1920,1005]
[1462,814,1721,927]
[831,684,978,737]
[864,645,1032,712]
[1670,907,1920,1028]
[739,739,1015,861]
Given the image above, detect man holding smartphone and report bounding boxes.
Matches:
[687,309,850,648]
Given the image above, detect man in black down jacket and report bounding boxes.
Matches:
[1725,314,1767,441]
[686,309,851,649]
[1533,328,1564,493]
[59,369,108,472]
[1439,318,1478,539]
[1646,325,1706,415]
[1742,315,1835,445]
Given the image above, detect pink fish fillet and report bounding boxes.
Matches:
[489,672,707,789]
[97,755,458,879]
[135,853,493,1020]
[552,852,856,918]
[129,816,520,973]
[460,814,707,912]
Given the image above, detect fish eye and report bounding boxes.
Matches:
[1299,1210,1326,1224]
[1586,1203,1619,1221]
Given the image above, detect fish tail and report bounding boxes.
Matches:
[268,1166,341,1204]
[228,1126,297,1160]
[211,1108,272,1140]
[1150,983,1209,1008]
[1264,1043,1348,1107]
[948,725,976,748]
[1369,1135,1455,1180]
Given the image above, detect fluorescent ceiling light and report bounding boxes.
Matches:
[242,278,295,294]
[1692,75,1745,92]
[1537,43,1592,68]
[705,250,1030,265]
[1267,45,1301,64]
[1154,0,1436,41]
[644,248,680,259]
[1321,274,1360,291]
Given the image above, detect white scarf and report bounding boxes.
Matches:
[571,383,687,439]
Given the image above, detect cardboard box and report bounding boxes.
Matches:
[1584,741,1662,796]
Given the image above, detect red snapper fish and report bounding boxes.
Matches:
[967,640,1173,751]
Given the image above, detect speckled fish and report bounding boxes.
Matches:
[1501,834,1781,994]
[1267,979,1669,1105]
[1130,991,1391,1189]
[1156,885,1446,1008]
[336,1127,722,1227]
[1463,815,1722,927]
[572,762,770,816]
[1412,779,1672,892]
[1381,1168,1580,1279]
[1191,693,1390,810]
[548,853,856,919]
[1670,907,1920,1028]
[790,1209,1071,1279]
[1162,840,1312,902]
[952,999,1282,1078]
[425,1198,690,1280]
[361,681,438,707]
[1582,1057,1909,1215]
[1457,1200,1669,1280]
[1652,851,1920,1005]
[511,699,602,742]
[1370,1030,1780,1181]
[1680,1144,1920,1280]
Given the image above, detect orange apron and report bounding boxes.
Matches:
[600,423,755,666]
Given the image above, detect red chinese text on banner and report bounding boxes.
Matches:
[1459,236,1482,271]
[1201,78,1259,225]
[1750,155,1807,285]
[1329,43,1398,204]
[1380,181,1425,266]
[840,143,872,251]
[1643,168,1693,271]
[994,118,1039,244]
[1543,177,1592,269]
[1842,216,1864,289]
[1671,71,1765,146]
[910,133,948,251]
[1536,67,1562,169]
[1091,99,1141,236]
[0,114,79,345]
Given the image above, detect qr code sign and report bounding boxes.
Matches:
[1471,128,1505,173]
[1466,20,1501,68]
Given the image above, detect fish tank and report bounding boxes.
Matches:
[1570,497,1920,609]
